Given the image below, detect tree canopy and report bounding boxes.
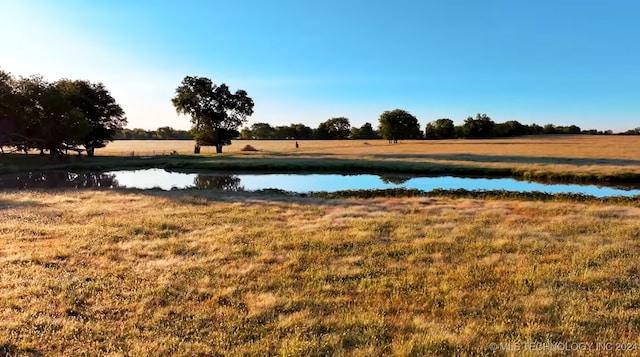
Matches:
[55,79,127,156]
[172,76,254,153]
[316,117,351,139]
[0,69,126,156]
[115,127,194,140]
[463,113,495,138]
[350,122,380,139]
[378,109,422,143]
[425,118,455,139]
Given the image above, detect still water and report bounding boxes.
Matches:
[1,168,639,198]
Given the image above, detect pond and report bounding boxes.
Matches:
[1,168,640,198]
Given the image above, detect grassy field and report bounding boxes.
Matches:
[2,136,640,183]
[1,190,639,355]
[1,137,640,355]
[92,136,640,178]
[96,136,640,160]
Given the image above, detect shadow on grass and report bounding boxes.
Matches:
[80,186,640,207]
[0,191,44,210]
[369,153,640,166]
[0,343,42,357]
[120,188,374,208]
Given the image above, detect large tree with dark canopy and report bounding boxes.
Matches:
[425,118,455,139]
[0,70,21,151]
[172,76,254,153]
[316,117,351,139]
[350,122,379,139]
[1,69,125,156]
[378,109,422,143]
[463,113,495,138]
[55,79,126,156]
[14,75,89,157]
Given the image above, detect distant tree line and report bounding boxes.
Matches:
[4,69,636,157]
[621,127,640,135]
[115,126,194,140]
[238,119,382,140]
[0,69,126,156]
[424,114,590,139]
[237,111,627,141]
[117,114,630,143]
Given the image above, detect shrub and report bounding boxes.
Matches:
[241,145,259,152]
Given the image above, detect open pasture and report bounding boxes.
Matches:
[94,136,640,177]
[1,190,639,355]
[97,136,640,159]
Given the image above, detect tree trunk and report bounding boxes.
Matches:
[86,147,95,157]
[215,145,223,154]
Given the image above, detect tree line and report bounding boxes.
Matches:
[236,113,620,141]
[117,115,627,143]
[0,69,126,156]
[115,127,193,140]
[3,70,638,157]
[167,75,638,153]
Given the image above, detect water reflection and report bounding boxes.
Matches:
[1,169,640,198]
[379,175,411,184]
[0,171,118,189]
[194,175,243,191]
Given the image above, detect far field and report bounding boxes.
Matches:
[94,136,640,178]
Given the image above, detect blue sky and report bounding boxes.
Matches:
[1,0,639,131]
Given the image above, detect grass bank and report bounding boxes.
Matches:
[1,189,639,355]
[2,153,640,187]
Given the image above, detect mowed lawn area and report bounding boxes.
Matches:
[95,136,640,176]
[1,190,639,355]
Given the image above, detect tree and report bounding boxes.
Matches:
[317,117,351,139]
[239,127,252,139]
[542,124,557,135]
[0,71,125,157]
[16,75,90,157]
[289,123,313,139]
[563,125,581,134]
[273,125,296,139]
[55,79,126,156]
[172,76,254,153]
[154,126,174,139]
[463,113,495,138]
[378,109,422,143]
[350,122,379,139]
[492,120,526,137]
[527,123,544,135]
[0,70,22,152]
[425,118,455,139]
[249,123,275,139]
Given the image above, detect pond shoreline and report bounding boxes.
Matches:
[2,169,640,201]
[2,153,640,187]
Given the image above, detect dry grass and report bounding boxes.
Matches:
[97,136,640,158]
[1,190,639,355]
[95,136,640,176]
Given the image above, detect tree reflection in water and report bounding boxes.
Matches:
[379,175,411,184]
[0,171,119,189]
[193,174,244,191]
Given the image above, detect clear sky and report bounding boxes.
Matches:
[1,0,639,131]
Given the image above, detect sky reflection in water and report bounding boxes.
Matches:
[104,169,640,198]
